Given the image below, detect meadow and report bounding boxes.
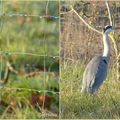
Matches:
[61,61,120,119]
[0,1,59,119]
[60,1,120,119]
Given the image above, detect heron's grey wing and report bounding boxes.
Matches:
[82,55,102,90]
[89,57,108,91]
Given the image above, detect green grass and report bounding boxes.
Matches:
[0,104,58,119]
[61,61,120,119]
[0,61,59,118]
[0,1,59,119]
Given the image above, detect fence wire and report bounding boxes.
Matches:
[0,13,59,19]
[0,0,59,118]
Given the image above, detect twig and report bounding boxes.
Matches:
[105,1,120,80]
[25,71,56,78]
[105,1,119,56]
[117,53,120,59]
[70,5,102,35]
[105,1,112,26]
[3,65,10,84]
[7,61,18,74]
[46,0,49,16]
[109,34,119,56]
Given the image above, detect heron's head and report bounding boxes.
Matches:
[103,25,114,34]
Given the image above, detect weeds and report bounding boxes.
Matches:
[61,61,120,119]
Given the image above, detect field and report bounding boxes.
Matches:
[61,61,120,119]
[0,1,59,119]
[60,1,120,119]
[1,1,120,119]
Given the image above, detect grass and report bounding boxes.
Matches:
[0,1,59,119]
[61,61,120,119]
[0,104,58,119]
[0,73,59,119]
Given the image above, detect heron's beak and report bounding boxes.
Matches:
[112,27,115,31]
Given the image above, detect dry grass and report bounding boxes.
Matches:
[60,1,120,119]
[60,61,120,119]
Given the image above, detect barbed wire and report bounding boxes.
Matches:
[0,50,59,58]
[0,0,59,117]
[0,86,59,95]
[0,13,59,19]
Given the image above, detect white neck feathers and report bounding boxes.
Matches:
[103,33,111,57]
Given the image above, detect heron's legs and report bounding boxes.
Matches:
[81,85,86,93]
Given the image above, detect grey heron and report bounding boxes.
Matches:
[81,25,114,94]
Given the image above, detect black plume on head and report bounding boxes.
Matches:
[103,25,112,33]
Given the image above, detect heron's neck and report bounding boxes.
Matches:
[103,33,111,57]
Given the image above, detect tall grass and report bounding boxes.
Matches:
[0,1,59,119]
[61,61,120,119]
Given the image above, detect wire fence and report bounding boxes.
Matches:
[0,13,59,19]
[0,0,59,118]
